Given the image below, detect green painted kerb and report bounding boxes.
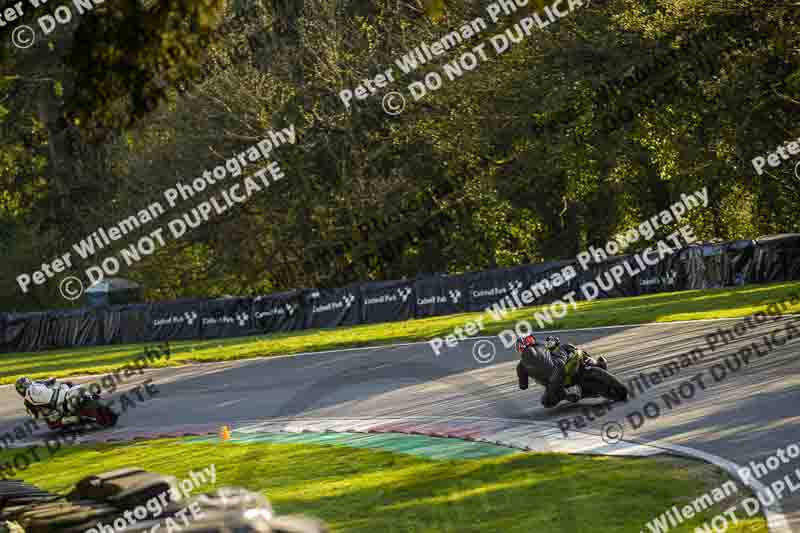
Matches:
[185,431,520,460]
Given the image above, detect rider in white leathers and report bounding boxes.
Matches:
[15,377,86,421]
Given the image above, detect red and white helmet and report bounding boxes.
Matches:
[514,335,536,353]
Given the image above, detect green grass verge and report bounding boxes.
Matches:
[2,282,798,384]
[0,440,767,533]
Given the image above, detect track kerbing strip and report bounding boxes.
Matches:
[235,416,791,533]
[2,415,791,531]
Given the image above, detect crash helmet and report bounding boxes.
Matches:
[15,377,32,397]
[514,335,536,353]
[544,335,560,350]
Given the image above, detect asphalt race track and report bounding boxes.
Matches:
[2,318,799,531]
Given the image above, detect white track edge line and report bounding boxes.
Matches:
[233,416,791,533]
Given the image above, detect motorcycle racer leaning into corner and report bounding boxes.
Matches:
[516,335,607,408]
[14,376,87,423]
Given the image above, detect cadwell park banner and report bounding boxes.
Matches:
[2,234,798,353]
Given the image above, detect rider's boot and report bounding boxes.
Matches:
[596,356,608,370]
[516,363,529,390]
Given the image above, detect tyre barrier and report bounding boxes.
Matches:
[0,469,328,533]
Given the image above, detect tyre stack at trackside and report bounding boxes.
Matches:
[1,469,329,533]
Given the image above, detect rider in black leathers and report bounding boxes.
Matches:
[516,336,606,407]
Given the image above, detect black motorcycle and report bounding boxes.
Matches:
[515,335,628,405]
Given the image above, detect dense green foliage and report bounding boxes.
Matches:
[1,0,798,310]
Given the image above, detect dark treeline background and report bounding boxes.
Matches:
[1,0,798,311]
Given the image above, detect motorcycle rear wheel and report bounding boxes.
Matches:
[579,367,628,402]
[78,398,119,428]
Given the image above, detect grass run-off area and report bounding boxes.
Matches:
[1,439,767,533]
[2,282,798,384]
